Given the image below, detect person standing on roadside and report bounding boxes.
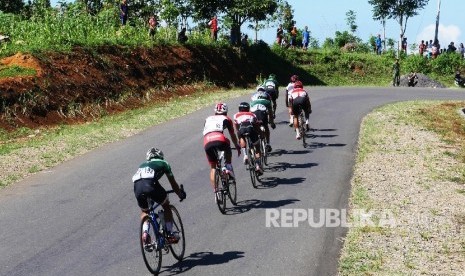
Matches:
[148,15,157,38]
[392,58,400,87]
[302,26,310,50]
[120,0,128,26]
[208,15,218,41]
[276,24,284,45]
[419,40,426,56]
[375,34,382,55]
[289,26,297,49]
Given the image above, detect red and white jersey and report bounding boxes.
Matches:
[203,115,234,136]
[286,82,295,93]
[233,111,257,125]
[289,87,308,100]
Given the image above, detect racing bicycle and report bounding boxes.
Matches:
[243,133,260,188]
[214,150,237,214]
[140,187,185,275]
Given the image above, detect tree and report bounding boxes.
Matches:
[368,0,429,55]
[345,10,357,34]
[189,0,278,46]
[0,0,24,14]
[279,1,294,33]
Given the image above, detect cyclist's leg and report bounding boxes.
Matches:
[205,141,220,191]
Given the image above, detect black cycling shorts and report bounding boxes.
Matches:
[204,140,231,166]
[265,87,278,101]
[238,123,259,144]
[253,110,269,126]
[291,96,310,116]
[134,178,167,210]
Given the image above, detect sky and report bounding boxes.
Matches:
[50,0,464,50]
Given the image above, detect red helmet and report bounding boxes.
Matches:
[214,103,228,114]
[290,75,299,82]
[294,81,303,89]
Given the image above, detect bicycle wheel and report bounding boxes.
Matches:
[245,138,257,188]
[140,216,162,275]
[215,169,226,214]
[168,205,186,261]
[261,138,268,167]
[299,112,306,146]
[227,177,237,205]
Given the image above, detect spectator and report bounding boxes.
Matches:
[208,15,218,41]
[281,36,288,48]
[120,0,128,26]
[276,24,284,45]
[392,58,400,87]
[375,34,382,55]
[401,37,407,53]
[432,40,439,59]
[289,26,297,49]
[447,41,457,53]
[419,40,425,56]
[302,26,310,50]
[241,34,249,48]
[148,15,157,38]
[408,71,418,87]
[459,43,465,58]
[178,27,188,44]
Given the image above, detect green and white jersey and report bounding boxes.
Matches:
[132,158,173,183]
[250,97,272,113]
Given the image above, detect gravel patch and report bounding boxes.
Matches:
[339,105,465,275]
[398,73,447,88]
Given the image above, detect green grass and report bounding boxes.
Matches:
[0,65,36,78]
[0,87,250,188]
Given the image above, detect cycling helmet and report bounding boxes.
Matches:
[214,102,228,114]
[294,81,303,89]
[257,91,269,100]
[256,85,266,92]
[290,74,299,82]
[238,102,250,112]
[146,147,164,160]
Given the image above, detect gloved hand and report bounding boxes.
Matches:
[178,188,186,201]
[270,122,276,129]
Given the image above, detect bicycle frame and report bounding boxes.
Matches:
[146,199,166,249]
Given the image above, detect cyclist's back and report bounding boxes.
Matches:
[288,81,312,139]
[250,88,275,152]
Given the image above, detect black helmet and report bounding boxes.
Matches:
[290,75,299,82]
[238,102,250,112]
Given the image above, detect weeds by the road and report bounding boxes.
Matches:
[0,87,250,188]
[339,100,465,275]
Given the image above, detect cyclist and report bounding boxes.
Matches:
[288,81,312,139]
[132,147,187,245]
[251,86,276,152]
[203,103,241,194]
[285,74,299,127]
[262,73,279,118]
[233,102,263,175]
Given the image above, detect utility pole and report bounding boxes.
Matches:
[434,0,441,44]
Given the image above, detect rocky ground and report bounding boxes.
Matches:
[339,103,465,275]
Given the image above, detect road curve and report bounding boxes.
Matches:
[1,87,464,276]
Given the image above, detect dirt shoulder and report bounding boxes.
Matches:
[339,101,465,275]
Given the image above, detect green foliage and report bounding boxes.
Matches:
[429,53,465,75]
[0,66,36,78]
[345,10,357,34]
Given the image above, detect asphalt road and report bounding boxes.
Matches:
[1,87,465,276]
